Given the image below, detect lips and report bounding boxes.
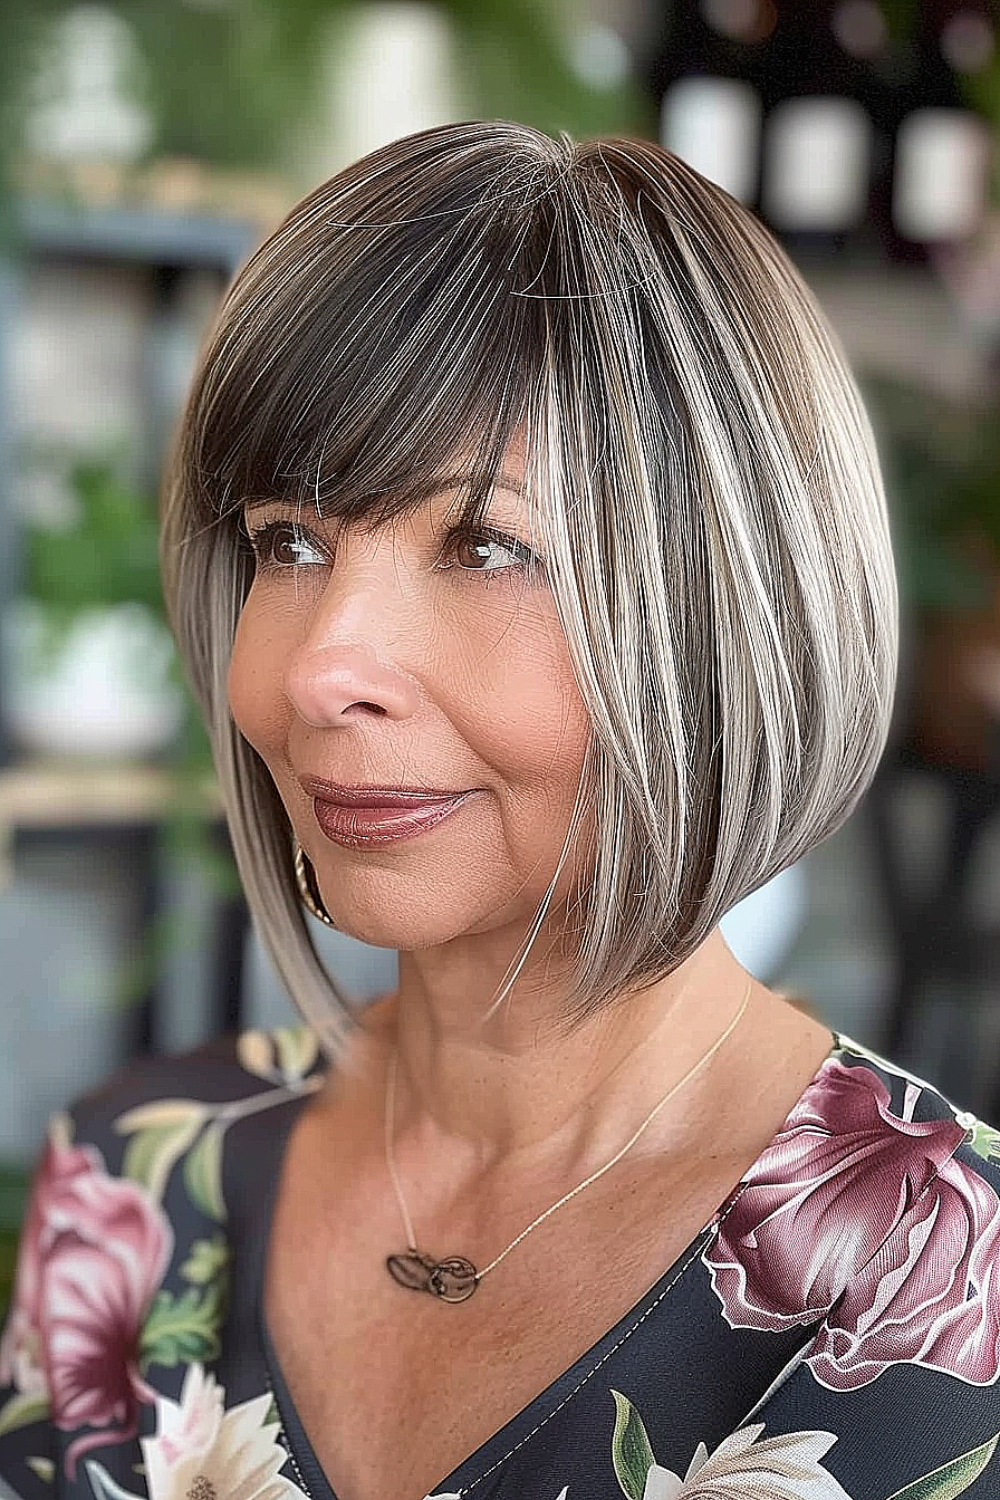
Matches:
[297,772,478,847]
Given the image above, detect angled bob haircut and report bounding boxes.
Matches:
[160,120,899,1061]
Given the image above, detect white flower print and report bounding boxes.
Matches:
[640,1424,852,1499]
[139,1363,308,1500]
[425,1490,568,1500]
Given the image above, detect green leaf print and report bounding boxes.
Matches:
[139,1281,226,1370]
[273,1026,320,1082]
[183,1119,227,1221]
[886,1431,1000,1500]
[968,1121,1000,1164]
[610,1390,657,1500]
[120,1116,203,1201]
[236,1026,319,1084]
[113,1100,208,1134]
[180,1233,230,1285]
[26,1456,54,1483]
[0,1391,49,1437]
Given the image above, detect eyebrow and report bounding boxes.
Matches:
[240,470,527,514]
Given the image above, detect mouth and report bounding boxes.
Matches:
[299,776,471,809]
[309,788,476,848]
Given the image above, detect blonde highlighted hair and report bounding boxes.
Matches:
[160,120,898,1059]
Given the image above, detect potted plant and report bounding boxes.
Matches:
[1,437,243,1023]
[1,441,187,760]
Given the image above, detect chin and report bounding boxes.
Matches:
[338,922,436,951]
[313,858,530,948]
[316,899,482,953]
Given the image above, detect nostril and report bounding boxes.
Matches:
[343,701,386,715]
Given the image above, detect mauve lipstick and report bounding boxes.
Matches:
[299,776,477,848]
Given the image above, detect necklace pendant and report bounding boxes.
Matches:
[429,1255,478,1302]
[387,1250,478,1301]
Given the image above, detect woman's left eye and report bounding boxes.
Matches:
[437,526,544,584]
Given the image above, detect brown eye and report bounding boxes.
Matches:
[247,521,326,570]
[439,525,542,581]
[453,534,498,570]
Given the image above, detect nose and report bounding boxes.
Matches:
[283,539,423,728]
[287,642,420,726]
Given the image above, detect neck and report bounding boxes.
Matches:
[360,928,758,1182]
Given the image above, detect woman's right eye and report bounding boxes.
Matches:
[246,520,327,570]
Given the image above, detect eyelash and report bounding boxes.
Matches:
[243,519,544,587]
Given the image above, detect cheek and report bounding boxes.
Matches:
[457,613,591,803]
[227,598,290,757]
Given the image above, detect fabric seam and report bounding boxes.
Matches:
[456,1176,756,1496]
[262,1362,316,1500]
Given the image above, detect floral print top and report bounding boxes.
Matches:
[1,1026,999,1500]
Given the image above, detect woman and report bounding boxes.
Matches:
[1,121,998,1500]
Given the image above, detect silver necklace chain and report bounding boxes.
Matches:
[383,976,753,1302]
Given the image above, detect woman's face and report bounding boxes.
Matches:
[227,433,594,954]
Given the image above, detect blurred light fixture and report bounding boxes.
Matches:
[22,3,153,164]
[941,11,996,74]
[700,0,776,43]
[832,0,888,60]
[566,24,631,90]
[763,96,873,230]
[893,108,993,241]
[321,3,462,175]
[661,75,762,202]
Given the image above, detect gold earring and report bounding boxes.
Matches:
[293,841,335,926]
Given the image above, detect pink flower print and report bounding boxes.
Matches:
[704,1058,1000,1388]
[0,1304,47,1402]
[808,1142,1000,1389]
[0,1116,95,1399]
[0,1117,172,1476]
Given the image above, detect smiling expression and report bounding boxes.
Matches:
[226,431,596,956]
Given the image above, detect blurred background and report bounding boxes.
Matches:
[0,0,999,1305]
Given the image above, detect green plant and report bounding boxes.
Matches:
[0,1162,30,1326]
[0,0,652,217]
[19,442,165,670]
[862,372,1000,615]
[955,28,1000,207]
[14,439,243,1007]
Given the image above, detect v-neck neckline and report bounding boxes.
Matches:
[251,1028,844,1500]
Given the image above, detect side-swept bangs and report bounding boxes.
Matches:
[180,130,559,542]
[161,120,898,1057]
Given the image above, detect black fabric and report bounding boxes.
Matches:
[0,1026,998,1500]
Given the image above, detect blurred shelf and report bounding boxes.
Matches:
[0,756,221,826]
[0,754,248,1055]
[10,195,260,271]
[0,757,223,885]
[805,261,998,405]
[0,189,262,767]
